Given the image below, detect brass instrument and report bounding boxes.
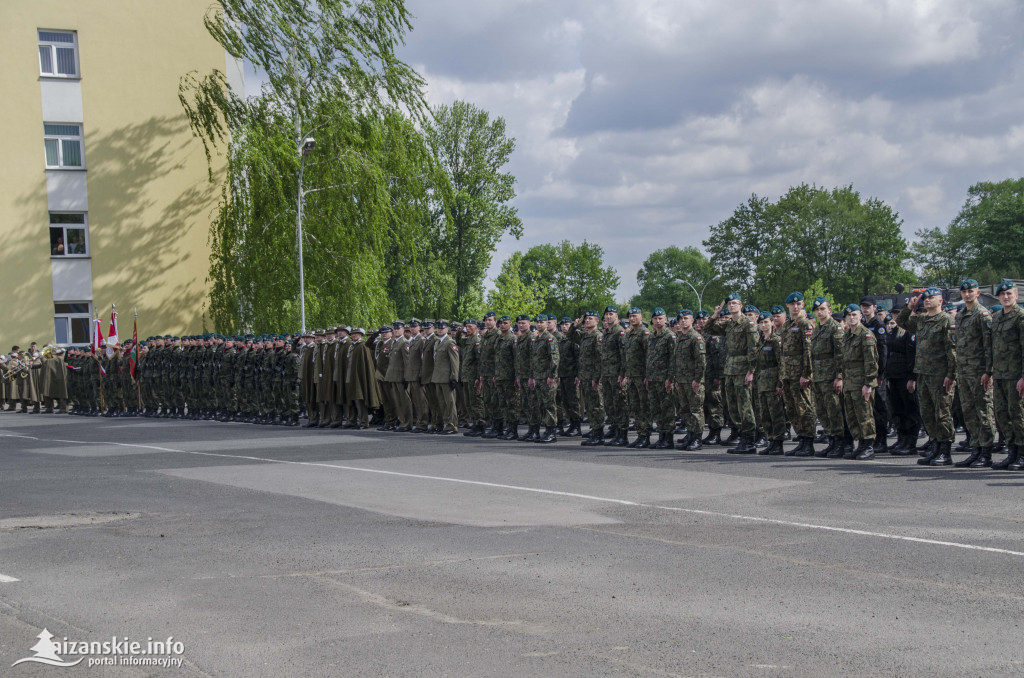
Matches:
[41,344,54,359]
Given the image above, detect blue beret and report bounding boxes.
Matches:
[742,304,759,314]
[771,304,785,314]
[678,309,693,317]
[516,314,530,321]
[759,311,771,320]
[499,315,511,322]
[484,311,496,318]
[942,303,955,312]
[996,280,1015,294]
[990,304,1004,313]
[534,314,547,322]
[604,305,618,314]
[696,310,709,319]
[628,307,642,315]
[718,309,729,317]
[560,317,572,324]
[811,296,829,310]
[843,304,860,317]
[725,293,741,302]
[462,318,475,325]
[584,310,598,317]
[652,307,666,317]
[960,279,979,291]
[785,292,804,304]
[923,286,943,298]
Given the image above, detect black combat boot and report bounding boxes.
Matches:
[728,434,755,454]
[815,437,835,458]
[784,437,805,456]
[674,420,687,435]
[634,433,651,449]
[917,438,934,453]
[500,423,519,440]
[839,439,856,459]
[555,422,567,436]
[993,434,1006,452]
[626,432,641,448]
[702,428,723,445]
[754,431,768,448]
[871,435,888,454]
[653,432,673,449]
[607,428,627,446]
[767,439,785,455]
[605,425,618,439]
[992,444,1018,469]
[675,433,692,450]
[582,426,604,446]
[814,431,828,444]
[685,433,704,451]
[1007,448,1024,471]
[521,425,540,443]
[722,429,740,447]
[537,426,557,443]
[954,446,986,467]
[756,439,770,455]
[482,420,502,439]
[854,440,875,460]
[566,421,582,437]
[929,441,953,466]
[794,437,815,457]
[917,441,941,465]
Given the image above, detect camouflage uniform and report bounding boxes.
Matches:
[577,325,605,435]
[557,330,581,430]
[703,334,726,430]
[622,325,651,437]
[811,315,845,438]
[705,314,760,438]
[460,331,484,430]
[478,328,499,427]
[601,324,628,434]
[754,330,785,441]
[645,326,675,438]
[494,330,517,429]
[955,303,995,449]
[672,328,706,438]
[780,315,816,439]
[991,305,1024,447]
[896,306,956,443]
[842,322,878,443]
[531,328,560,430]
[514,332,533,426]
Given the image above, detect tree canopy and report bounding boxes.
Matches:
[629,246,726,314]
[516,241,619,319]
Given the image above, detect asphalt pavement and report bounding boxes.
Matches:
[1,412,1022,677]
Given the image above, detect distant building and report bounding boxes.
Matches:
[0,0,242,346]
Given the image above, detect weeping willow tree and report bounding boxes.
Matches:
[179,0,443,332]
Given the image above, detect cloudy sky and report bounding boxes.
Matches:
[389,0,1024,298]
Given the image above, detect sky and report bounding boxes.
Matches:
[248,0,1024,299]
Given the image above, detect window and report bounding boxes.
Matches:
[54,302,91,345]
[38,30,78,77]
[43,123,84,168]
[49,213,88,256]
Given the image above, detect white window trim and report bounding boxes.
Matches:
[49,212,90,259]
[43,122,85,169]
[38,29,79,79]
[53,301,92,347]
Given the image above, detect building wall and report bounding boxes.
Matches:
[0,0,232,348]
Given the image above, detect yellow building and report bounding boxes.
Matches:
[0,1,241,347]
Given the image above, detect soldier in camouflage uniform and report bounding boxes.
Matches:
[575,311,606,446]
[557,317,582,437]
[705,294,760,453]
[753,312,785,455]
[622,307,651,448]
[779,292,817,456]
[952,279,997,468]
[989,280,1024,470]
[696,311,726,445]
[809,298,846,458]
[493,315,518,439]
[602,306,628,447]
[477,313,500,438]
[513,315,535,440]
[840,305,879,460]
[529,313,560,443]
[278,338,300,425]
[645,308,676,449]
[460,320,485,436]
[673,310,706,451]
[897,287,957,466]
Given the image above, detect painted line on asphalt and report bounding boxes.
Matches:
[5,433,1024,559]
[0,574,20,583]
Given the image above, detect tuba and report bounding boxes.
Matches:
[41,344,54,359]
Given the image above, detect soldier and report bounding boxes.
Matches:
[460,319,485,437]
[278,338,300,425]
[601,306,628,447]
[299,330,318,426]
[374,326,395,430]
[344,328,381,428]
[860,297,890,453]
[770,305,787,333]
[779,292,817,456]
[314,328,334,427]
[696,310,726,445]
[808,298,847,458]
[754,312,785,455]
[477,313,501,438]
[952,280,997,468]
[514,315,536,440]
[557,317,582,437]
[705,294,760,454]
[493,315,518,439]
[622,307,651,448]
[575,311,606,446]
[645,308,675,449]
[405,320,429,432]
[419,321,439,432]
[673,309,706,451]
[430,320,460,434]
[529,313,560,443]
[989,281,1024,470]
[385,321,412,432]
[840,305,879,460]
[885,313,920,455]
[896,287,957,466]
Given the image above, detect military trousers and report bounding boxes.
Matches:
[723,374,756,435]
[387,381,412,428]
[480,377,496,422]
[757,388,786,440]
[958,372,995,448]
[646,377,674,433]
[532,380,557,427]
[992,378,1024,445]
[843,388,876,442]
[580,378,605,430]
[872,380,890,441]
[703,380,724,429]
[433,382,457,431]
[409,382,429,428]
[812,380,844,437]
[624,377,651,434]
[675,380,705,434]
[781,379,815,438]
[379,378,396,425]
[558,378,581,424]
[917,373,954,443]
[455,382,468,426]
[601,376,627,427]
[463,380,485,425]
[495,379,516,424]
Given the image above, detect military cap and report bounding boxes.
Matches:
[627,306,642,315]
[393,320,405,329]
[351,327,365,335]
[990,304,1004,313]
[484,311,497,318]
[560,316,572,324]
[163,334,172,339]
[437,319,449,328]
[960,279,979,291]
[843,304,860,317]
[742,304,759,314]
[759,311,772,320]
[408,319,421,327]
[725,293,741,302]
[785,292,804,304]
[678,309,693,317]
[604,305,618,314]
[516,314,531,322]
[476,321,485,328]
[718,309,729,317]
[530,324,537,332]
[652,307,666,317]
[996,280,1016,294]
[534,314,547,322]
[584,310,598,317]
[314,328,325,335]
[696,310,709,319]
[942,303,955,312]
[811,296,829,310]
[883,313,894,323]
[859,296,876,306]
[421,320,434,329]
[923,286,943,298]
[499,315,511,322]
[668,318,677,327]
[380,326,393,333]
[464,318,476,325]
[771,304,786,315]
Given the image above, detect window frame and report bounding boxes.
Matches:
[38,29,79,79]
[43,123,85,169]
[49,212,90,258]
[53,301,92,346]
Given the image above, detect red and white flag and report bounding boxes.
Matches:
[107,305,119,345]
[91,317,103,355]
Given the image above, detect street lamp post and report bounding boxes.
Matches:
[674,273,721,311]
[296,137,316,332]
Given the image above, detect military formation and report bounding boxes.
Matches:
[6,279,1024,471]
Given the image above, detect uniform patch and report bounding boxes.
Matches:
[877,328,885,335]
